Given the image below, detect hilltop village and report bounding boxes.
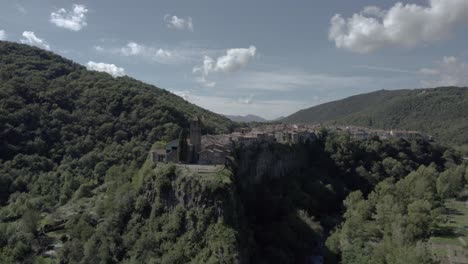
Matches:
[151,118,432,166]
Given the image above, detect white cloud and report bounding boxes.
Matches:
[420,56,468,87]
[20,31,50,50]
[173,91,191,101]
[164,14,193,31]
[173,90,200,101]
[0,30,6,40]
[193,56,215,76]
[156,48,172,59]
[86,61,126,77]
[216,46,257,72]
[192,46,256,87]
[50,4,88,31]
[120,42,144,56]
[97,42,194,65]
[361,6,385,18]
[329,0,468,53]
[96,41,223,65]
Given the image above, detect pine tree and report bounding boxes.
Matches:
[177,129,189,163]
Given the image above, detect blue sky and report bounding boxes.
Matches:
[1,0,468,119]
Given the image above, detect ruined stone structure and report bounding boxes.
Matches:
[150,117,205,164]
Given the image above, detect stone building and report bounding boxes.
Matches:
[274,130,316,144]
[151,149,167,162]
[150,117,202,164]
[151,122,319,165]
[199,147,230,165]
[165,139,179,163]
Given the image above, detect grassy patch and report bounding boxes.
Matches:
[431,197,468,247]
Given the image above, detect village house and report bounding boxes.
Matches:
[150,122,317,165]
[150,122,431,166]
[341,126,432,141]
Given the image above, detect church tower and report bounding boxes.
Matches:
[190,116,202,162]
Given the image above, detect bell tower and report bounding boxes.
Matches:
[190,116,202,161]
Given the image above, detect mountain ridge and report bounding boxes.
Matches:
[282,87,468,147]
[224,114,268,123]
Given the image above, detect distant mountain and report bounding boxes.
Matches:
[225,114,268,123]
[272,116,285,121]
[282,87,468,147]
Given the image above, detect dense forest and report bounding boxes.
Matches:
[282,88,468,151]
[0,41,235,204]
[1,42,467,263]
[232,132,466,263]
[0,41,235,262]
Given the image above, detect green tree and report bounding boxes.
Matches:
[436,166,465,198]
[177,128,189,163]
[21,209,40,237]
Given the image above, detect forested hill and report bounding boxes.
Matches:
[0,41,234,160]
[282,87,468,147]
[1,41,467,263]
[0,41,234,202]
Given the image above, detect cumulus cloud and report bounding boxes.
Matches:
[361,6,386,18]
[20,31,50,50]
[173,90,201,102]
[420,56,468,87]
[164,14,193,31]
[0,30,6,40]
[119,42,144,56]
[216,46,257,72]
[119,42,173,62]
[329,0,468,53]
[156,48,172,59]
[95,42,188,64]
[50,4,88,31]
[192,46,256,87]
[86,61,126,77]
[174,91,191,101]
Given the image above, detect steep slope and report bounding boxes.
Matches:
[0,41,237,262]
[0,41,235,209]
[283,88,468,146]
[0,40,234,161]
